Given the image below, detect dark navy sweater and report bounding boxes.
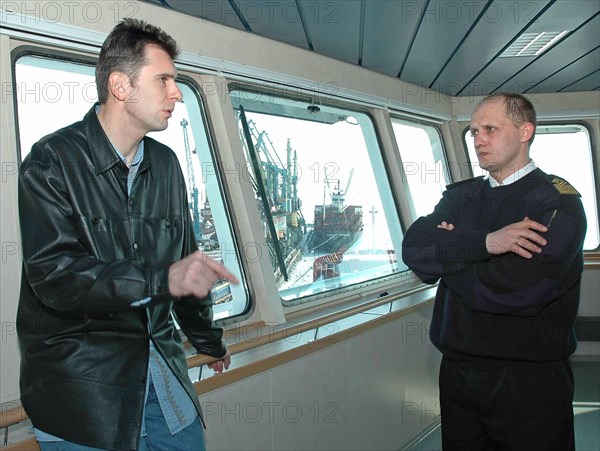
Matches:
[402,168,586,362]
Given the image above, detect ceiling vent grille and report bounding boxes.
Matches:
[500,31,569,57]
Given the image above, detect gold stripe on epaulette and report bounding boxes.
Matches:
[551,177,579,195]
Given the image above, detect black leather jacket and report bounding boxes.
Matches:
[17,105,226,450]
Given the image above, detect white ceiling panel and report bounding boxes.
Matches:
[361,0,426,76]
[464,1,600,96]
[530,50,600,93]
[400,0,489,87]
[433,0,553,95]
[300,0,362,64]
[143,0,600,96]
[559,69,600,93]
[235,0,309,49]
[496,15,600,93]
[155,0,247,31]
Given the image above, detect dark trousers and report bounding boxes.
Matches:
[439,357,575,451]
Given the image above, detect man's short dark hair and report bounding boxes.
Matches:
[478,92,537,145]
[96,18,180,104]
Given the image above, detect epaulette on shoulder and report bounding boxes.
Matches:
[546,174,581,196]
[446,176,485,190]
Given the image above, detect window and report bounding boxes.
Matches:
[15,56,97,159]
[230,88,408,304]
[391,118,448,219]
[14,54,248,320]
[464,124,599,250]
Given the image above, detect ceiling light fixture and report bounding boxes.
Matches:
[500,31,569,57]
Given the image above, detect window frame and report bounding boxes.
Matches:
[389,115,450,221]
[11,46,98,164]
[227,81,421,311]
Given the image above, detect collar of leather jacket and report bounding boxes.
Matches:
[85,103,152,178]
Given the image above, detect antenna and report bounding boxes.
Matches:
[344,168,354,197]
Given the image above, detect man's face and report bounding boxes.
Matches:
[122,44,182,134]
[469,100,530,182]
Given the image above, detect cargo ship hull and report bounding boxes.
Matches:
[311,204,363,253]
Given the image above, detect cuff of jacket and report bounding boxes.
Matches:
[147,264,174,304]
[199,340,228,360]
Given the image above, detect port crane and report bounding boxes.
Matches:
[237,110,307,282]
[180,118,201,242]
[244,119,298,214]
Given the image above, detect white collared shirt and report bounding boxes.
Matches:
[486,160,537,187]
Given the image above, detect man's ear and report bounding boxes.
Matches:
[520,122,535,143]
[108,72,130,102]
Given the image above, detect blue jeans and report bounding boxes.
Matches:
[37,384,205,451]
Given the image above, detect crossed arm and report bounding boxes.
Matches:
[437,217,548,259]
[402,193,585,315]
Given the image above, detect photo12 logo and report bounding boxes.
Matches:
[1,2,139,24]
[201,400,340,424]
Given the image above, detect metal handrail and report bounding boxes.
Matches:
[1,285,432,431]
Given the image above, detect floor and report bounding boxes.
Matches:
[408,359,600,451]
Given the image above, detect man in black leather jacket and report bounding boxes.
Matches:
[17,19,238,451]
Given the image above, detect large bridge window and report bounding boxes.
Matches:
[464,124,599,250]
[14,54,248,320]
[391,118,448,219]
[230,88,407,304]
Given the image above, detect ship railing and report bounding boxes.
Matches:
[1,281,435,450]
